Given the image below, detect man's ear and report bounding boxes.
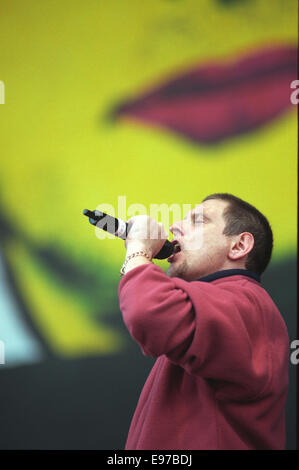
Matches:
[228,232,254,261]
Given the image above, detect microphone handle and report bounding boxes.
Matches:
[83,209,174,260]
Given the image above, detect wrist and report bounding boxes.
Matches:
[126,242,153,259]
[120,249,152,277]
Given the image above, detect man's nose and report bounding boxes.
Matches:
[170,220,184,238]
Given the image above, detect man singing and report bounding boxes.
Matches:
[118,193,289,450]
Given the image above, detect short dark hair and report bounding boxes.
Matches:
[202,193,273,275]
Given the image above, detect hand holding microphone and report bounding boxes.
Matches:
[83,209,174,260]
[125,215,169,259]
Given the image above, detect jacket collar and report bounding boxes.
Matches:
[197,269,261,283]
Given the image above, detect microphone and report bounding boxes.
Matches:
[83,209,174,260]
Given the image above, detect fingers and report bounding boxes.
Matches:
[126,215,167,240]
[158,221,168,240]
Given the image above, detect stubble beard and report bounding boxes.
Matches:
[166,258,189,280]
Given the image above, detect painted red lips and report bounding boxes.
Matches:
[111,45,297,144]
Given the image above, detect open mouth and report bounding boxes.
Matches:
[172,240,181,254]
[111,45,297,144]
[168,240,181,262]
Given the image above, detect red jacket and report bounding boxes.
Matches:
[118,264,289,450]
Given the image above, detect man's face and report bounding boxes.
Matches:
[167,199,232,281]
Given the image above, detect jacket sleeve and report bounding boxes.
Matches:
[118,263,276,400]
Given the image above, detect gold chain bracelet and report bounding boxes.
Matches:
[120,250,152,277]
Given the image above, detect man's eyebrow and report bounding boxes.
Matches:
[183,209,211,221]
[194,208,211,219]
[188,210,211,221]
[202,213,211,221]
